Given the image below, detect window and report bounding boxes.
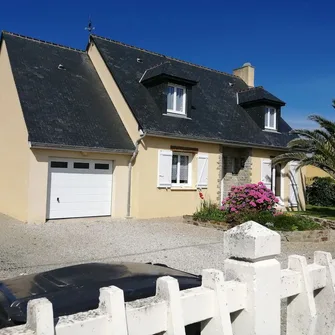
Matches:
[73,162,89,169]
[51,161,68,168]
[158,150,196,188]
[95,163,109,170]
[265,107,277,130]
[167,84,186,115]
[171,153,191,185]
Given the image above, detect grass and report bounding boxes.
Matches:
[294,205,335,220]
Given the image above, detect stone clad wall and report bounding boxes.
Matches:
[220,147,252,201]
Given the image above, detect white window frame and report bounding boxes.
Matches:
[171,152,192,187]
[167,83,186,115]
[265,106,277,130]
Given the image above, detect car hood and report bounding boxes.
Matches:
[0,262,201,324]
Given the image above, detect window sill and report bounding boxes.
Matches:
[157,186,197,191]
[163,113,192,120]
[171,187,197,191]
[263,128,280,133]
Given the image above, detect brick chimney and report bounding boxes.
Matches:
[233,62,255,87]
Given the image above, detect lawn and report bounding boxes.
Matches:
[295,205,335,220]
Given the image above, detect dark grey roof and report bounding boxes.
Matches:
[92,35,295,150]
[140,61,198,85]
[238,86,285,106]
[2,32,134,152]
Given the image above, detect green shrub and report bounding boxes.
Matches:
[225,210,320,231]
[193,200,226,222]
[306,177,335,206]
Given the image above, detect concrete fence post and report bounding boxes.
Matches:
[200,269,233,335]
[223,221,281,335]
[26,298,54,335]
[99,286,128,335]
[156,276,186,335]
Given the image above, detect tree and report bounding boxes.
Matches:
[272,109,335,178]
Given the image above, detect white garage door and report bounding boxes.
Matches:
[47,158,113,219]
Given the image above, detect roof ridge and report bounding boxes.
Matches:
[91,34,239,79]
[2,31,84,53]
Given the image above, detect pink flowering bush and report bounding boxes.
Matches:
[221,182,279,213]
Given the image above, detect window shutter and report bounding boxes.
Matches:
[157,150,172,187]
[197,153,209,188]
[289,162,298,206]
[261,159,272,189]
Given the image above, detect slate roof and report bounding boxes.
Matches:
[140,61,198,85]
[238,86,285,106]
[1,32,134,152]
[92,35,296,150]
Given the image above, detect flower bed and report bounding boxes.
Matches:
[193,183,321,232]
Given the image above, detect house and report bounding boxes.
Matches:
[0,31,305,223]
[304,166,330,185]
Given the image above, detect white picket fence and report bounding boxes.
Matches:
[1,220,334,335]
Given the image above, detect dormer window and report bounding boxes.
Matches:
[167,84,186,115]
[265,107,277,130]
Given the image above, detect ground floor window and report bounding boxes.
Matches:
[172,153,191,185]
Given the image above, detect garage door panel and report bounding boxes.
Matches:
[49,201,111,211]
[50,174,112,187]
[49,203,111,218]
[50,186,112,196]
[49,193,112,204]
[48,159,113,219]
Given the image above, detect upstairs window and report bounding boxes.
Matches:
[167,84,186,115]
[265,107,277,130]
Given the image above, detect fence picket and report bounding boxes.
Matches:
[99,286,128,335]
[200,269,233,335]
[286,255,317,335]
[26,298,54,335]
[314,251,335,335]
[156,276,186,335]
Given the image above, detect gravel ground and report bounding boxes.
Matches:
[1,213,335,280]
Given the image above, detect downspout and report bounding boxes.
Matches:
[127,132,147,217]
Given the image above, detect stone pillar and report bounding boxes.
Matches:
[224,221,281,335]
[221,148,252,199]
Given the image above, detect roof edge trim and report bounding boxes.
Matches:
[145,132,289,151]
[29,142,134,154]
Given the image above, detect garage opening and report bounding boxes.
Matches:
[47,159,113,219]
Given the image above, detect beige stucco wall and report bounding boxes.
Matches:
[303,166,330,185]
[252,148,305,210]
[87,41,139,143]
[130,136,221,218]
[0,40,30,221]
[27,149,130,223]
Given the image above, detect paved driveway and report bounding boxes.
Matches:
[1,214,335,279]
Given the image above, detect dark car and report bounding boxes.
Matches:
[0,262,202,332]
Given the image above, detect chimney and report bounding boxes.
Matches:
[233,62,255,87]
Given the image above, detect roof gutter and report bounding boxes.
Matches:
[29,142,134,155]
[126,132,147,218]
[144,132,289,152]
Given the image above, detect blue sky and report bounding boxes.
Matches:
[1,0,334,129]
